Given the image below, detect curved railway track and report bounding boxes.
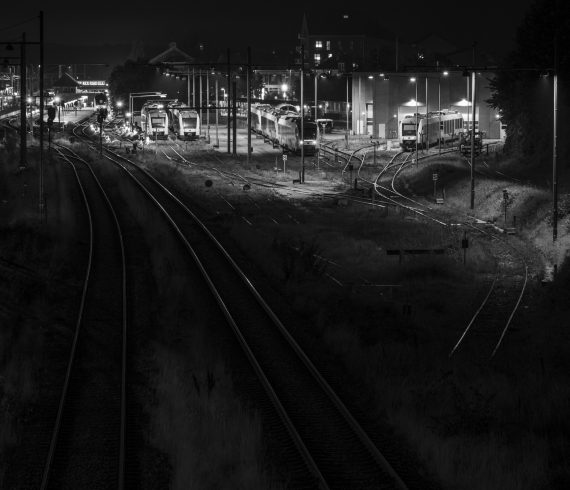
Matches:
[104,118,531,364]
[40,144,127,490]
[70,118,417,489]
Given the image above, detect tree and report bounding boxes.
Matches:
[487,0,570,167]
[107,60,158,109]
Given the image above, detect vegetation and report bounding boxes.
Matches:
[488,0,570,168]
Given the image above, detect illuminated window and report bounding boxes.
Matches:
[326,41,331,51]
[314,53,321,65]
[315,40,322,49]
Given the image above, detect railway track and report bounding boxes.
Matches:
[40,144,127,490]
[89,116,534,364]
[448,224,529,360]
[70,119,422,488]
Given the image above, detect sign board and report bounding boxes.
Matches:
[432,173,438,181]
[282,154,287,161]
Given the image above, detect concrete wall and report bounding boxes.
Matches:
[353,72,500,139]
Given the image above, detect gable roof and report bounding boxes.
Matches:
[148,42,195,64]
[53,72,81,88]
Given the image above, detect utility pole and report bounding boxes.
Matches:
[232,80,237,157]
[553,74,558,241]
[192,68,195,108]
[345,74,349,149]
[553,2,559,243]
[247,46,251,165]
[39,10,45,222]
[425,75,428,151]
[206,72,210,143]
[215,78,219,147]
[300,44,305,183]
[19,32,26,170]
[227,48,231,154]
[470,71,476,210]
[199,72,203,137]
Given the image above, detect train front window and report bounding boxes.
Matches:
[151,117,165,128]
[402,124,416,136]
[182,117,197,129]
[304,127,317,139]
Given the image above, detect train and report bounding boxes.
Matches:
[400,110,465,151]
[168,103,200,140]
[141,100,169,140]
[250,103,318,155]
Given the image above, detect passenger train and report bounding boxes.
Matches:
[250,103,318,155]
[400,110,465,151]
[141,100,169,140]
[168,103,200,140]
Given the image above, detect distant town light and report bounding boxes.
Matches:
[281,83,288,92]
[443,71,449,76]
[368,75,373,79]
[116,101,123,108]
[410,77,416,82]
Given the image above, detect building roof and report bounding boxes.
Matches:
[148,42,195,64]
[53,72,81,88]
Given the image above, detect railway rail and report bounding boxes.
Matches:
[70,116,420,489]
[40,144,127,490]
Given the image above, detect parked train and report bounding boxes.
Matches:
[141,101,169,140]
[168,103,200,140]
[250,103,318,155]
[400,110,465,151]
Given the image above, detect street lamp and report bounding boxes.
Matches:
[410,77,418,159]
[26,96,33,134]
[438,70,448,154]
[54,96,61,126]
[128,92,165,130]
[345,74,350,148]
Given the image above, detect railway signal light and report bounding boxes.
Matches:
[47,106,56,122]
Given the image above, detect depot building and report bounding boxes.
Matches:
[350,71,504,140]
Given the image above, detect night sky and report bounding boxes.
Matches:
[3,0,535,61]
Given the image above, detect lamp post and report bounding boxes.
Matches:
[438,70,448,154]
[27,96,33,135]
[214,78,219,148]
[411,77,418,160]
[425,75,428,152]
[53,96,61,126]
[345,73,350,149]
[470,71,476,210]
[314,71,318,121]
[128,92,164,131]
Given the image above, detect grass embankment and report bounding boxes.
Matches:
[108,166,281,489]
[132,145,570,488]
[193,150,569,489]
[0,147,72,484]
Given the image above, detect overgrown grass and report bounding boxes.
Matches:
[208,155,570,488]
[149,345,281,490]
[111,140,570,488]
[104,167,280,488]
